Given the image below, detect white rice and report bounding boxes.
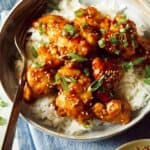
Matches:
[25,0,150,135]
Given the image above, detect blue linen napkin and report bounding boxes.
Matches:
[0,0,150,150]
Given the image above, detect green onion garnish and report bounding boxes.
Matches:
[98,39,105,48]
[123,42,128,48]
[67,53,88,62]
[116,14,127,24]
[75,9,85,17]
[122,57,145,71]
[100,29,106,35]
[31,47,38,58]
[54,74,76,92]
[0,99,7,107]
[114,50,121,55]
[0,116,6,126]
[88,75,105,92]
[83,68,90,76]
[64,24,77,36]
[32,62,44,68]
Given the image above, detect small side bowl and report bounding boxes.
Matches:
[117,139,150,150]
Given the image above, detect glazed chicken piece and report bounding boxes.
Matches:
[55,65,93,122]
[55,92,91,122]
[98,14,139,59]
[37,44,63,68]
[56,65,93,104]
[34,15,91,56]
[92,57,123,91]
[92,99,131,124]
[23,66,54,101]
[74,7,110,46]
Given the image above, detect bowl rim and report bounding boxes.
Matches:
[116,139,150,150]
[0,0,149,141]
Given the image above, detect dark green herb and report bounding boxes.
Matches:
[68,53,88,62]
[0,99,7,107]
[145,66,150,78]
[31,47,38,58]
[114,50,121,55]
[98,39,105,48]
[75,9,85,17]
[88,75,105,92]
[83,68,90,76]
[0,116,6,126]
[64,24,77,36]
[144,78,150,85]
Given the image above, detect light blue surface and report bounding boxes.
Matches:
[0,0,150,150]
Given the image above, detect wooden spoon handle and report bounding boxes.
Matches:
[2,79,25,150]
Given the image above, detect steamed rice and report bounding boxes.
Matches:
[25,0,150,135]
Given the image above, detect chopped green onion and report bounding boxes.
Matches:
[61,78,69,92]
[82,22,88,28]
[67,53,88,62]
[132,57,145,65]
[63,77,76,84]
[125,24,131,31]
[145,66,150,78]
[88,75,105,92]
[120,28,126,33]
[64,24,77,36]
[116,14,127,24]
[37,22,46,35]
[54,73,61,83]
[131,39,138,49]
[123,42,128,48]
[75,9,85,17]
[109,36,118,44]
[114,50,121,55]
[98,39,105,48]
[122,62,133,71]
[32,62,44,68]
[31,47,38,58]
[100,29,106,35]
[0,116,6,126]
[109,92,114,98]
[144,78,150,85]
[122,57,145,71]
[0,99,7,107]
[54,74,76,92]
[83,68,90,76]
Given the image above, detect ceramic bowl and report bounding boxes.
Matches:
[0,0,150,141]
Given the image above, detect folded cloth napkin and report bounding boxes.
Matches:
[0,0,150,150]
